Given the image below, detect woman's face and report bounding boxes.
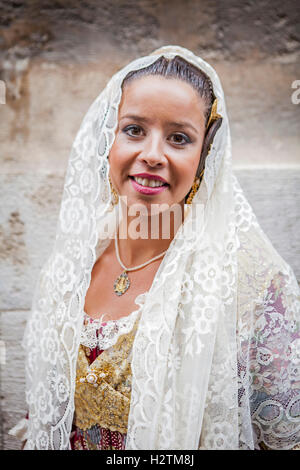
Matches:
[108,75,206,211]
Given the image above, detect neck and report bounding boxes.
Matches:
[116,200,184,267]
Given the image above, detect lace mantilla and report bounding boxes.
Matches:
[80,292,147,350]
[21,46,300,450]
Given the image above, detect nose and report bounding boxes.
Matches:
[139,133,166,168]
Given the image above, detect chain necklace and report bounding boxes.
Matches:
[113,230,167,296]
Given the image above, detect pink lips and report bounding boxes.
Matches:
[130,177,168,195]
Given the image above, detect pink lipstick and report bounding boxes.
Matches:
[129,172,169,195]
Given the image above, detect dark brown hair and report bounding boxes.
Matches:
[122,55,215,126]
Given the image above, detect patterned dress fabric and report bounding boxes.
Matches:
[71,311,139,450]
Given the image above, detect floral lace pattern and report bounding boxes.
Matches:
[80,295,145,351]
[234,225,300,449]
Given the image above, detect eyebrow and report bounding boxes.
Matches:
[119,114,199,134]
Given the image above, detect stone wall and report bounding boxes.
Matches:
[0,0,299,450]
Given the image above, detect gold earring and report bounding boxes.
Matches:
[186,169,204,205]
[108,175,119,206]
[186,177,200,205]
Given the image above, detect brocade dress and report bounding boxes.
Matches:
[70,292,146,450]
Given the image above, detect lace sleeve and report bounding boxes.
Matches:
[241,270,300,450]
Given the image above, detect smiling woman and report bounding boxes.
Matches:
[9,46,300,450]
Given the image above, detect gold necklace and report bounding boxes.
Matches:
[113,230,167,296]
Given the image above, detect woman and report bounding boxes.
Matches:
[9,46,300,450]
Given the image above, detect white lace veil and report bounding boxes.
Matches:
[22,46,300,450]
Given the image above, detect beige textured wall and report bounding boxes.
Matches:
[0,0,300,449]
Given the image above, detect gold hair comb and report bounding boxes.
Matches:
[206,98,222,130]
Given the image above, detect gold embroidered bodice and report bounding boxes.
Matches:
[74,315,139,434]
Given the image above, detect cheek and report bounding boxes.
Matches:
[108,144,122,189]
[109,131,138,163]
[108,140,128,173]
[175,150,201,187]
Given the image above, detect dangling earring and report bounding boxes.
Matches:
[186,169,204,205]
[108,175,119,206]
[186,177,200,205]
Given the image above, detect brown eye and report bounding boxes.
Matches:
[169,133,191,145]
[123,125,143,137]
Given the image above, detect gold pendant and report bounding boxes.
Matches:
[113,271,130,296]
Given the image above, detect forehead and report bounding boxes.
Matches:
[119,75,206,125]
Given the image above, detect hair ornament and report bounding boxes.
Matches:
[206,98,222,130]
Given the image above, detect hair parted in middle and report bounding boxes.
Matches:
[122,55,214,127]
